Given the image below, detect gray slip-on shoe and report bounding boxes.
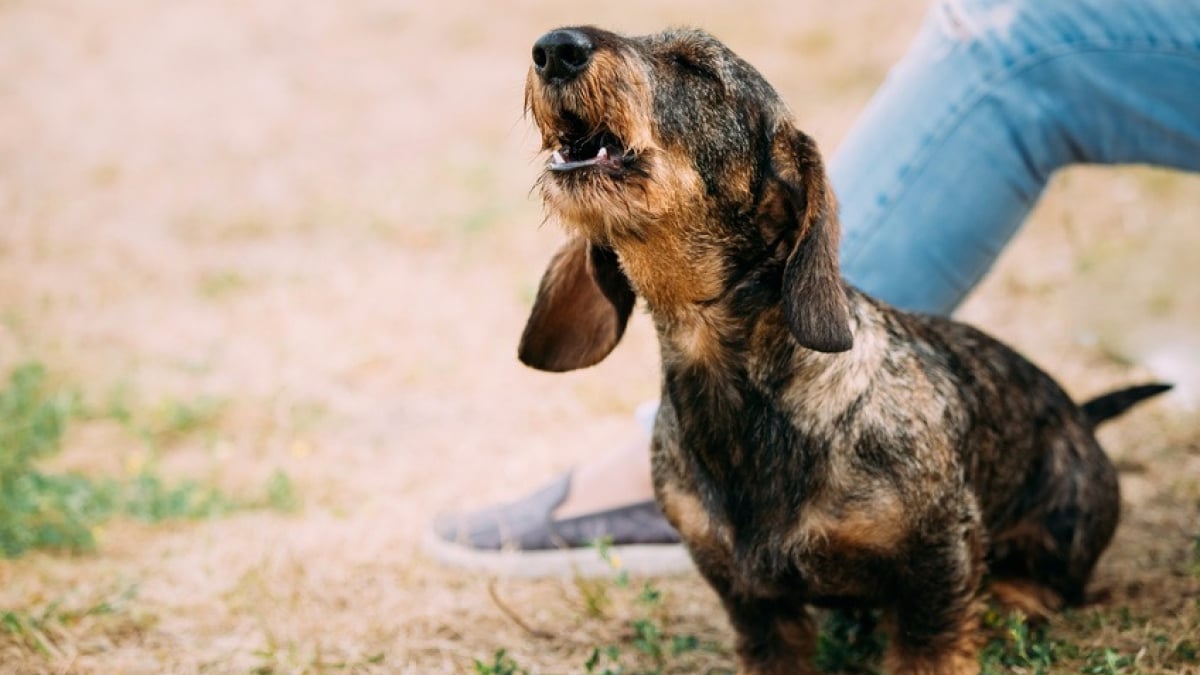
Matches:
[424,472,692,578]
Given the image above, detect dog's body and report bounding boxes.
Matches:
[517,26,1167,674]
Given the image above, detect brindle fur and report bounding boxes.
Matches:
[518,26,1168,674]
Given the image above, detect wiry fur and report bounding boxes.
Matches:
[518,26,1169,674]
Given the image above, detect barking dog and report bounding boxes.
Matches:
[517,26,1169,674]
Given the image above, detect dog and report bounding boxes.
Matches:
[516,26,1169,674]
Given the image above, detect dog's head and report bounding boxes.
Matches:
[520,27,852,372]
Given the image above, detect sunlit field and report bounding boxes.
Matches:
[1,1,1197,672]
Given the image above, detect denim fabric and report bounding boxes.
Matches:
[832,0,1200,315]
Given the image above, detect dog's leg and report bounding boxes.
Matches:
[721,594,819,675]
[989,438,1121,617]
[883,519,985,675]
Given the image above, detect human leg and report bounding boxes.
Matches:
[836,0,1200,313]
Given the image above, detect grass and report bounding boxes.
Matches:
[250,639,387,675]
[479,540,725,675]
[0,362,299,559]
[198,269,251,300]
[0,362,94,557]
[0,584,146,659]
[475,649,530,675]
[473,538,1200,674]
[1,360,304,665]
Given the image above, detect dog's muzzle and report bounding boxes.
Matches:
[530,28,636,177]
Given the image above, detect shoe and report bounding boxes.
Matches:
[425,471,692,578]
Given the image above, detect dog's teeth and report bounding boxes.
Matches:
[551,151,566,165]
[596,146,608,160]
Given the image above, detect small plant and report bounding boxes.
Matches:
[584,645,623,675]
[1174,638,1199,664]
[1191,532,1200,578]
[122,471,235,522]
[573,537,622,618]
[1,584,142,659]
[474,648,529,675]
[1081,647,1135,674]
[980,609,1062,674]
[814,610,885,673]
[262,469,301,513]
[577,540,712,675]
[121,394,227,451]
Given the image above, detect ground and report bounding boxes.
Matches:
[0,0,1197,673]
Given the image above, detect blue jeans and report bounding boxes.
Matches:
[633,0,1200,435]
[833,0,1200,315]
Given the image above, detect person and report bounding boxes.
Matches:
[428,0,1200,576]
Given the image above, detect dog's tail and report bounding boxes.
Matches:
[1081,383,1173,427]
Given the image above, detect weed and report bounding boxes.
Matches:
[474,648,529,675]
[1175,638,1199,663]
[584,645,623,675]
[980,610,1062,674]
[250,639,387,675]
[128,395,227,450]
[574,536,626,618]
[1191,532,1200,578]
[814,610,885,673]
[576,542,715,675]
[575,573,613,619]
[122,471,235,522]
[1,585,143,659]
[262,469,301,513]
[1081,647,1135,674]
[595,535,630,588]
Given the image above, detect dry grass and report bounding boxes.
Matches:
[0,0,1197,673]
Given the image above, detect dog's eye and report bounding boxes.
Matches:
[671,53,719,81]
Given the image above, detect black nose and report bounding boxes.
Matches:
[532,29,594,83]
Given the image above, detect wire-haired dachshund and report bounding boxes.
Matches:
[516,26,1169,674]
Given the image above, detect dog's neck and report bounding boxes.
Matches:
[653,280,866,393]
[611,217,791,312]
[609,231,729,311]
[647,269,881,540]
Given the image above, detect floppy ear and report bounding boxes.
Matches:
[518,236,637,372]
[770,123,853,353]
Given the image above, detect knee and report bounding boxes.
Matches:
[916,0,1091,73]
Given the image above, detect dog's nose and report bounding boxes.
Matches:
[532,29,594,83]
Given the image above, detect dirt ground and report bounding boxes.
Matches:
[1,0,1197,673]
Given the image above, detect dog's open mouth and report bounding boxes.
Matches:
[546,111,632,175]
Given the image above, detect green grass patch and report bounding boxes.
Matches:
[100,381,227,450]
[0,362,299,559]
[0,362,92,557]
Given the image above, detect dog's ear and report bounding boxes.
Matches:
[770,123,853,353]
[518,236,637,371]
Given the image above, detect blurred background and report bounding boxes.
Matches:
[1,0,1196,672]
